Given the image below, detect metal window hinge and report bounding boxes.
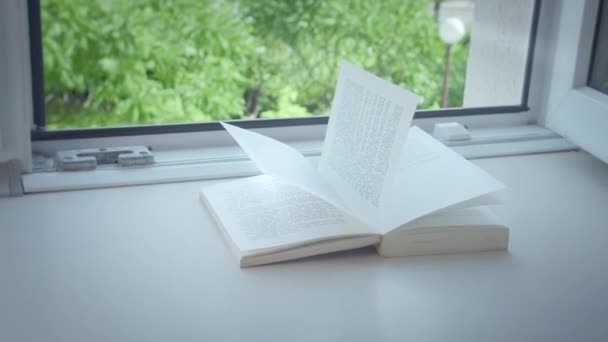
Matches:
[55,146,154,171]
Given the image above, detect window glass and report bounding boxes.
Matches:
[39,0,534,129]
[589,0,608,95]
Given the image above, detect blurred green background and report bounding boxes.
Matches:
[41,0,469,129]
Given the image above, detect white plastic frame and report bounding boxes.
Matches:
[541,0,608,163]
[0,0,33,171]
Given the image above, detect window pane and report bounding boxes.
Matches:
[589,0,608,95]
[40,0,535,129]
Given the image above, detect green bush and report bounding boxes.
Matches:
[41,0,469,128]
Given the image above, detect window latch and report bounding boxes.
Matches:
[55,145,154,171]
[432,122,472,142]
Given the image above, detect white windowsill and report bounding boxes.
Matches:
[22,124,577,194]
[3,150,608,341]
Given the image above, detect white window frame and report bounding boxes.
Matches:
[0,0,32,172]
[540,0,608,163]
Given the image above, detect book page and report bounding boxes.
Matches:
[378,206,508,258]
[397,206,504,231]
[318,61,419,223]
[221,123,343,208]
[377,127,505,233]
[201,175,374,251]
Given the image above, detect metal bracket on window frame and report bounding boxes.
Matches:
[55,146,154,171]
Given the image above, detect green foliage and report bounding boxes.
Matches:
[42,0,256,128]
[41,0,469,129]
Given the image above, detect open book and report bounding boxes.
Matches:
[200,61,508,267]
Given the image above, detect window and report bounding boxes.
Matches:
[29,0,540,139]
[2,0,594,191]
[588,0,608,95]
[542,0,608,164]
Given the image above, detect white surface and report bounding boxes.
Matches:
[547,87,608,163]
[1,151,607,341]
[541,0,608,164]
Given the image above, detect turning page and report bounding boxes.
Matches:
[377,127,505,232]
[318,61,420,224]
[221,123,341,206]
